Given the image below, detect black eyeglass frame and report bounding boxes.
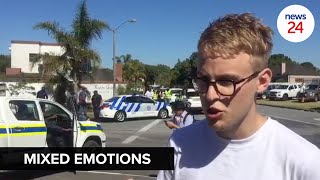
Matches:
[193,71,260,96]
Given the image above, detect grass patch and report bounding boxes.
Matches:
[256,99,320,111]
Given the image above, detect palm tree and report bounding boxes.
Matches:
[32,0,108,102]
[123,60,146,92]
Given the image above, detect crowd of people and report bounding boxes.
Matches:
[36,86,103,121]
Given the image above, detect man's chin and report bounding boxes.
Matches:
[207,119,225,132]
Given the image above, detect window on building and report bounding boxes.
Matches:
[29,53,39,63]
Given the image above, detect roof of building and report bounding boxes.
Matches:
[271,63,320,76]
[11,40,63,46]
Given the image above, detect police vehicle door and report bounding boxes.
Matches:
[7,100,47,147]
[39,101,76,147]
[122,96,142,118]
[139,96,158,117]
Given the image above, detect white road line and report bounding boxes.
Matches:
[313,118,320,121]
[77,170,156,179]
[138,119,162,133]
[267,115,320,126]
[122,135,139,144]
[122,119,163,144]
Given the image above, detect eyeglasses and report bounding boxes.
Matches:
[192,71,260,96]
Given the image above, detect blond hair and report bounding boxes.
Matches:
[198,13,273,70]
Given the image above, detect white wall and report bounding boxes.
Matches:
[0,81,126,102]
[11,42,64,73]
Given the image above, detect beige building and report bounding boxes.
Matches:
[271,63,320,84]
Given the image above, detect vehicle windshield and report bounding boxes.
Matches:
[306,84,318,90]
[171,90,182,94]
[187,92,199,97]
[276,85,289,89]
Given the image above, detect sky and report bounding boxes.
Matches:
[1,0,320,69]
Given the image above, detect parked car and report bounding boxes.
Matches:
[99,95,173,122]
[185,88,202,113]
[169,88,183,102]
[297,84,320,102]
[269,83,301,100]
[257,83,280,99]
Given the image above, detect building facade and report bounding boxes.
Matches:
[4,40,126,100]
[10,40,64,73]
[271,63,320,84]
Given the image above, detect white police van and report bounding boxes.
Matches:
[0,97,106,148]
[99,95,173,122]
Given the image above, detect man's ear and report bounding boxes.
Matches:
[257,68,272,93]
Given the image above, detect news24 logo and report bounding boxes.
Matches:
[277,5,315,43]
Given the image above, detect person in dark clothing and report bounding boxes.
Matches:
[44,115,72,147]
[37,87,48,99]
[91,90,102,121]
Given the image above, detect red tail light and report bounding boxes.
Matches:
[101,104,110,109]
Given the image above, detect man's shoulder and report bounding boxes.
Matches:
[269,118,320,157]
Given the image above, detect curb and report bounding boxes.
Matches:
[257,103,320,113]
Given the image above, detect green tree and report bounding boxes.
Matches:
[33,0,108,103]
[123,60,146,91]
[171,52,198,88]
[118,54,133,63]
[268,54,298,69]
[301,62,317,71]
[0,55,10,73]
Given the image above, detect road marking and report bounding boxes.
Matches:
[122,135,139,144]
[122,119,163,144]
[268,115,320,126]
[313,118,320,121]
[77,170,156,179]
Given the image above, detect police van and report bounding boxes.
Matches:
[99,95,173,122]
[0,97,106,148]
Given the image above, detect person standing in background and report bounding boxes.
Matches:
[37,87,48,99]
[91,90,102,121]
[78,87,88,116]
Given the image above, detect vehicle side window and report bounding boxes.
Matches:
[9,100,40,121]
[124,96,139,103]
[289,86,294,90]
[39,102,70,120]
[140,97,154,103]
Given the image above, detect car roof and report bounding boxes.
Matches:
[113,94,152,99]
[169,88,183,90]
[187,88,196,92]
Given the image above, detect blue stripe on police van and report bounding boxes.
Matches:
[10,127,46,133]
[127,103,135,112]
[163,102,167,109]
[116,96,126,110]
[121,102,129,111]
[110,99,118,110]
[156,102,162,111]
[0,128,7,134]
[134,103,141,112]
[80,126,99,131]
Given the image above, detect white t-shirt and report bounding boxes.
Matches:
[157,117,320,180]
[145,90,153,98]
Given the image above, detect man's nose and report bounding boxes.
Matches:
[205,85,220,101]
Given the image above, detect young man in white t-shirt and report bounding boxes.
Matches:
[157,13,320,180]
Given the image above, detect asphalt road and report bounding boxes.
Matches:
[1,105,320,180]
